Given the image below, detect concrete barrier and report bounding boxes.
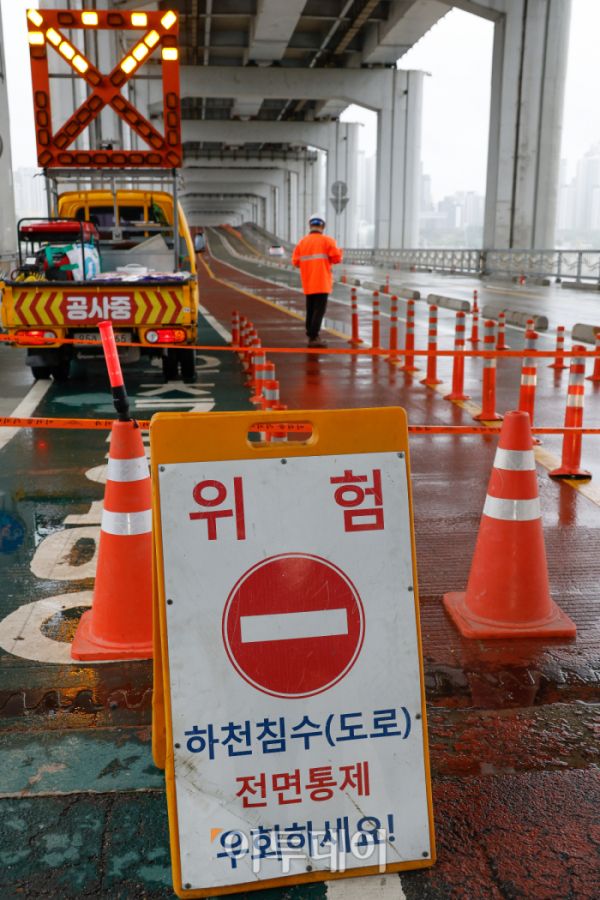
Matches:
[562,282,600,292]
[361,280,420,300]
[481,304,549,331]
[337,277,361,286]
[572,323,600,344]
[427,293,471,313]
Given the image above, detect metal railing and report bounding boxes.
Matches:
[341,248,600,284]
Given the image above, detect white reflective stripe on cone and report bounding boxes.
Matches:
[494,448,536,471]
[521,374,537,386]
[567,395,584,407]
[101,509,152,535]
[107,456,149,483]
[483,496,541,521]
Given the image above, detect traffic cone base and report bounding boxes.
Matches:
[444,392,471,400]
[443,592,576,639]
[472,411,503,421]
[549,466,591,480]
[71,609,153,660]
[420,376,443,385]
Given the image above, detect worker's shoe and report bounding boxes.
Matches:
[308,338,328,348]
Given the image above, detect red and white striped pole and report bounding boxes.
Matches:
[469,295,480,343]
[444,311,470,401]
[473,320,502,421]
[264,380,286,412]
[372,292,380,349]
[245,335,260,384]
[518,330,538,428]
[496,312,510,350]
[420,305,443,385]
[550,345,591,479]
[244,327,256,367]
[238,315,247,355]
[548,326,567,370]
[350,288,362,344]
[384,274,390,294]
[231,311,240,347]
[520,269,525,285]
[586,333,600,382]
[401,299,419,372]
[389,295,398,360]
[342,268,347,283]
[249,350,267,402]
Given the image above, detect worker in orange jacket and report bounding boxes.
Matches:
[292,214,343,348]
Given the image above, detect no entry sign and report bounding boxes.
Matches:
[223,553,365,698]
[151,408,435,899]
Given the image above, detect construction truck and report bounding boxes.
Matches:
[0,189,202,382]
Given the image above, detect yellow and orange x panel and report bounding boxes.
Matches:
[26,8,182,169]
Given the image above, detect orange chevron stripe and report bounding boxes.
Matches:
[163,290,175,323]
[49,292,62,325]
[18,291,33,325]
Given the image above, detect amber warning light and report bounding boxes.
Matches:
[26,8,182,169]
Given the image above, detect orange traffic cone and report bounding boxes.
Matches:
[71,322,153,660]
[444,410,576,639]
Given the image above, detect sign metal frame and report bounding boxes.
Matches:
[150,407,435,899]
[27,8,182,169]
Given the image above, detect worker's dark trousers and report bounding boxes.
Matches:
[305,293,328,340]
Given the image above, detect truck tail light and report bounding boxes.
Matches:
[145,328,186,344]
[17,329,57,343]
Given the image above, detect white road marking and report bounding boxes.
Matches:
[64,500,104,525]
[326,873,406,900]
[30,526,100,581]
[240,608,348,643]
[197,301,232,342]
[85,464,108,485]
[0,592,93,665]
[0,379,53,452]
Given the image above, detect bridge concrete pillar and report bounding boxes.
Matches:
[375,69,423,250]
[0,4,16,257]
[324,122,360,249]
[482,0,571,248]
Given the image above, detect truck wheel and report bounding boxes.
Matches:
[31,366,51,380]
[50,359,71,382]
[179,348,196,383]
[162,349,179,381]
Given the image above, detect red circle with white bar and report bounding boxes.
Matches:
[222,553,365,698]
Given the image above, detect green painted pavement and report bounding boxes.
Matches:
[0,727,163,795]
[0,792,330,899]
[0,308,253,732]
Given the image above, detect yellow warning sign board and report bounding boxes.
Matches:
[151,408,435,898]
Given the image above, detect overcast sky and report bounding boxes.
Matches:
[3,0,600,205]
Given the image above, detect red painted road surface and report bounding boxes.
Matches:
[197,235,600,899]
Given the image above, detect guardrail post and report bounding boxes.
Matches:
[401,299,419,372]
[420,305,442,385]
[473,320,502,421]
[444,311,470,400]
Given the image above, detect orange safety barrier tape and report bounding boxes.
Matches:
[0,416,151,430]
[0,333,596,359]
[1,416,599,436]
